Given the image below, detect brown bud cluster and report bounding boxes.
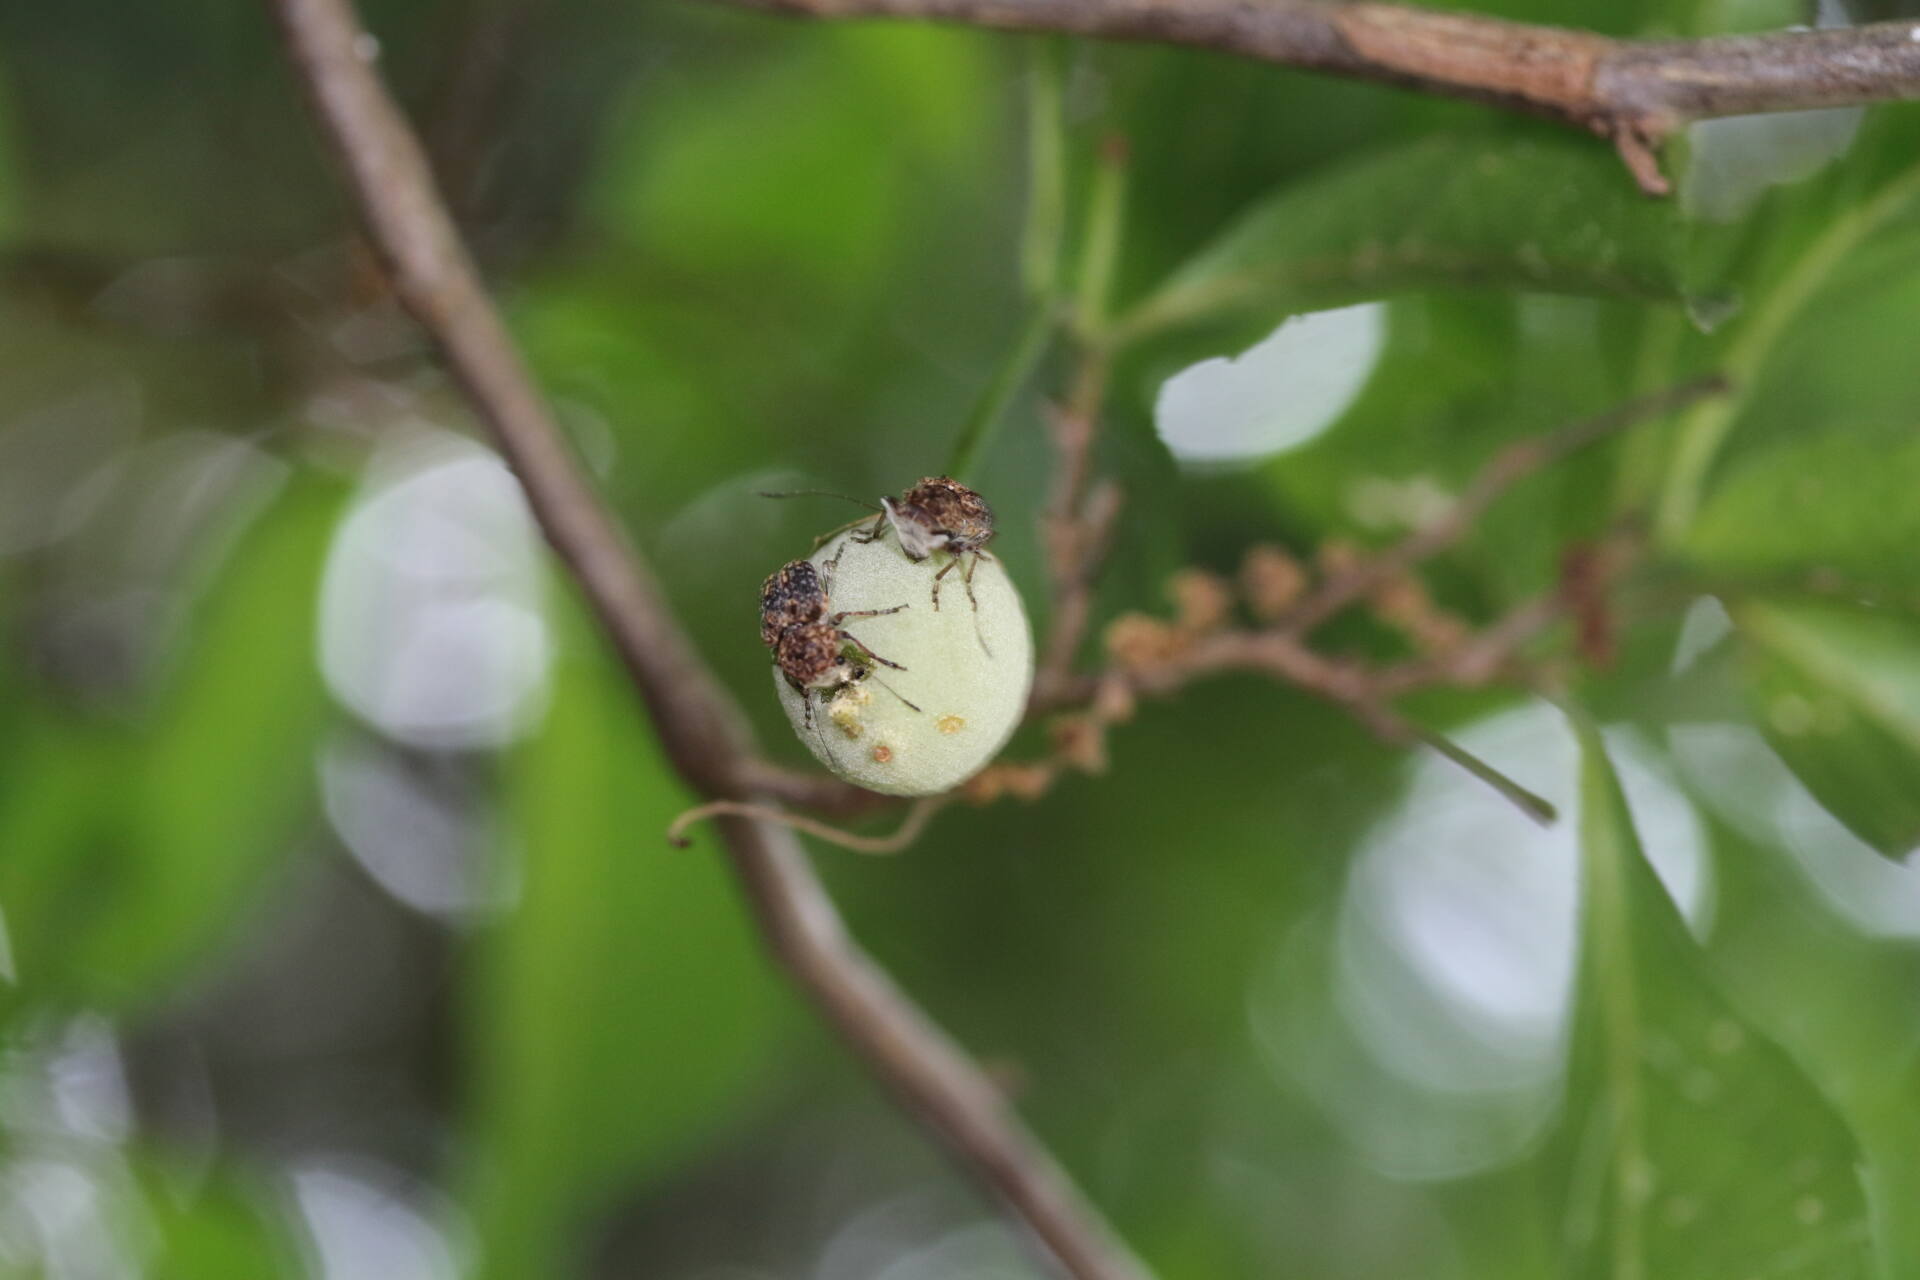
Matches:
[1315,538,1363,580]
[1104,613,1182,673]
[1049,714,1109,776]
[1368,574,1468,655]
[961,762,1057,806]
[1168,569,1233,635]
[1239,544,1307,621]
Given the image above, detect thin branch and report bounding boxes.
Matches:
[669,795,948,853]
[1027,612,1568,820]
[1407,722,1556,825]
[1039,386,1123,682]
[1281,374,1728,634]
[710,814,1147,1278]
[736,757,895,816]
[945,298,1059,481]
[710,0,1920,194]
[267,3,1150,1277]
[946,46,1070,481]
[275,0,749,799]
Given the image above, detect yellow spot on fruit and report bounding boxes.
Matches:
[937,715,965,735]
[829,686,871,739]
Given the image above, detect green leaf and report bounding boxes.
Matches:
[1695,806,1920,1280]
[1653,114,1920,543]
[140,1160,299,1280]
[0,710,126,1008]
[591,23,990,304]
[1732,599,1920,856]
[1686,426,1920,592]
[0,477,341,1014]
[101,478,339,992]
[1115,134,1688,344]
[464,607,784,1278]
[1550,711,1870,1279]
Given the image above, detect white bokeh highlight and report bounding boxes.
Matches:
[1668,598,1920,937]
[319,735,514,921]
[1254,701,1709,1181]
[1683,1,1863,223]
[319,429,551,750]
[1155,303,1386,467]
[289,1158,462,1280]
[1343,703,1708,1081]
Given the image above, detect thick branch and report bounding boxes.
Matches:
[710,0,1920,193]
[267,2,1148,1276]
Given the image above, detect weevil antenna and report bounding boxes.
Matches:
[871,674,923,714]
[758,488,883,511]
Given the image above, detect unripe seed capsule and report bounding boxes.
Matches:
[773,528,1033,797]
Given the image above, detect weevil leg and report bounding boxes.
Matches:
[929,557,958,611]
[963,553,992,657]
[810,513,873,553]
[829,603,908,625]
[822,539,848,596]
[842,633,907,672]
[849,510,889,545]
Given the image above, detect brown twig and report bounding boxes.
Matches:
[737,757,893,816]
[267,2,1150,1277]
[1281,374,1729,634]
[669,795,948,853]
[1016,596,1569,820]
[711,0,1920,194]
[1065,611,1555,723]
[1040,395,1124,682]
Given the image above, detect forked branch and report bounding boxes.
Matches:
[267,1,1149,1276]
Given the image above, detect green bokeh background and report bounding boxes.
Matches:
[4,0,1920,1276]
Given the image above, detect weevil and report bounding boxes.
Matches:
[759,549,918,726]
[762,475,998,639]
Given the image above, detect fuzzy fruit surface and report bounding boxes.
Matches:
[774,529,1033,797]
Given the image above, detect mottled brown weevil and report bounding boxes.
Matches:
[759,549,918,726]
[861,476,997,616]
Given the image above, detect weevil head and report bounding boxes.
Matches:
[881,495,942,560]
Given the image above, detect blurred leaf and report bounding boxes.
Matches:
[1116,135,1689,345]
[1691,807,1920,1280]
[1548,712,1870,1278]
[1733,599,1920,857]
[465,607,784,1278]
[140,1161,297,1280]
[1652,110,1920,542]
[0,60,21,242]
[1686,426,1920,591]
[104,478,337,984]
[1,476,340,1013]
[1230,292,1639,610]
[592,24,990,305]
[0,709,124,1009]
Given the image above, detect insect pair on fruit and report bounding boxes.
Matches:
[759,476,999,728]
[760,476,1032,799]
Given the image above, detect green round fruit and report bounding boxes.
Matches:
[774,530,1033,797]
